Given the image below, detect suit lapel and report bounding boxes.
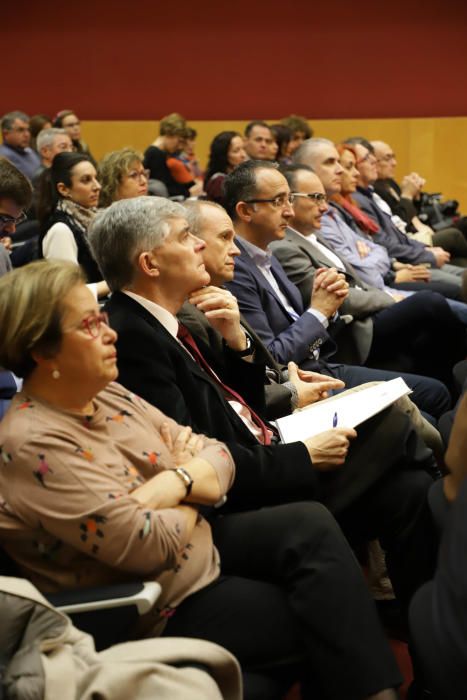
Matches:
[235,238,304,320]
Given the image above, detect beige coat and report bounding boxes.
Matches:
[0,576,242,700]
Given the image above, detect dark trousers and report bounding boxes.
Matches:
[367,290,466,386]
[164,502,401,700]
[328,362,451,419]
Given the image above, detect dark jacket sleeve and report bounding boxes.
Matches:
[353,191,435,266]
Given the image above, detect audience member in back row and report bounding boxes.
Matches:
[98,148,149,208]
[0,157,32,277]
[33,128,73,182]
[243,121,276,161]
[280,114,313,156]
[37,152,108,298]
[0,259,405,700]
[346,138,467,293]
[371,138,467,264]
[144,113,196,199]
[0,111,41,182]
[269,123,293,166]
[53,109,96,165]
[204,131,248,205]
[28,114,52,152]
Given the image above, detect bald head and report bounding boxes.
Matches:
[293,138,343,196]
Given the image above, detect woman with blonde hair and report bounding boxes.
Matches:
[98,148,149,207]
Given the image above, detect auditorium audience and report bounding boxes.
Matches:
[243,121,275,161]
[224,159,465,391]
[53,109,96,164]
[0,258,405,700]
[183,198,444,452]
[293,138,467,322]
[346,138,467,296]
[37,152,108,297]
[204,131,247,204]
[98,148,149,207]
[88,197,440,621]
[0,111,41,181]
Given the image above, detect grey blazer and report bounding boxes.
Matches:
[271,227,395,365]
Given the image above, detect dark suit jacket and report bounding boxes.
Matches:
[178,302,294,421]
[225,238,336,372]
[105,291,316,510]
[353,187,435,266]
[270,227,395,364]
[106,291,433,517]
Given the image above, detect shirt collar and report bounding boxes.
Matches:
[287,225,317,243]
[123,290,179,338]
[239,236,273,270]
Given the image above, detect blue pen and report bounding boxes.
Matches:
[332,412,338,428]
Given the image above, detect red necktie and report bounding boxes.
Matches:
[177,323,272,445]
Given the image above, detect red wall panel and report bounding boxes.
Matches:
[3,0,467,120]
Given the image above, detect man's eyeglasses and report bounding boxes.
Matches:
[244,193,295,209]
[126,168,150,181]
[292,192,328,204]
[357,152,377,166]
[64,311,110,339]
[0,211,27,229]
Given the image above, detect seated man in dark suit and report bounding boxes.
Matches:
[89,196,437,617]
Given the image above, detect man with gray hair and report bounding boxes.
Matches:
[35,128,72,172]
[0,111,40,181]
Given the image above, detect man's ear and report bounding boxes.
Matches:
[235,201,253,223]
[138,250,160,278]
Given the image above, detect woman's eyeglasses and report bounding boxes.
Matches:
[126,169,150,181]
[64,312,110,339]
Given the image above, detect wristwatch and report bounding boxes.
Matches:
[231,332,253,357]
[172,467,194,497]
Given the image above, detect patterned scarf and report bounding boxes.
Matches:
[57,198,97,233]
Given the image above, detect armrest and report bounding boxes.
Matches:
[46,581,161,615]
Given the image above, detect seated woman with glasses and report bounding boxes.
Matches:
[37,152,109,298]
[204,131,247,205]
[0,259,403,700]
[98,148,149,208]
[53,110,96,165]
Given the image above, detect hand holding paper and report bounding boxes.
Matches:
[304,427,357,470]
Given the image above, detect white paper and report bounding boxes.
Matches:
[274,377,412,443]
